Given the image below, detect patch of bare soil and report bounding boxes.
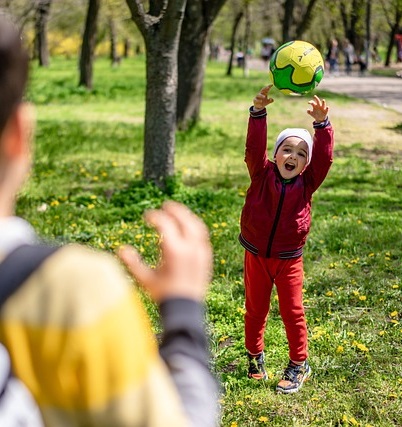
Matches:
[329,102,402,153]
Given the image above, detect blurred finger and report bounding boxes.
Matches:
[161,201,210,241]
[118,245,155,288]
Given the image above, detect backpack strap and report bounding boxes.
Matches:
[0,244,60,306]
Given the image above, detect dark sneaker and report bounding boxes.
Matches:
[276,360,311,394]
[247,352,267,380]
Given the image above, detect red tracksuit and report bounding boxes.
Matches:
[239,107,334,361]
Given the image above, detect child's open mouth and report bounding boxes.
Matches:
[285,163,295,171]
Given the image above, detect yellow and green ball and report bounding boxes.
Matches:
[269,40,324,95]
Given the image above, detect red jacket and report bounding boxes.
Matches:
[239,108,334,259]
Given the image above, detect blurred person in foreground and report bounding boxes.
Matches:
[0,15,218,426]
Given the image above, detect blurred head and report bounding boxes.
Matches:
[0,15,33,216]
[0,16,29,135]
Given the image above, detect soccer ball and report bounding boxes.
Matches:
[269,40,324,95]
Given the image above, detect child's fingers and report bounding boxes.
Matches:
[260,84,273,95]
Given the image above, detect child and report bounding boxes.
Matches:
[239,85,334,393]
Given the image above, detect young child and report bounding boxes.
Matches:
[239,85,334,393]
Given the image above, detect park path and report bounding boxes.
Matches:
[318,74,402,115]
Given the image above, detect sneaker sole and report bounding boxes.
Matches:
[248,373,267,380]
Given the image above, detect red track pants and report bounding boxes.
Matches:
[244,251,308,362]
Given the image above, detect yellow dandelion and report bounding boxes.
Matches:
[235,400,243,406]
[352,290,360,296]
[221,222,227,227]
[392,284,399,289]
[135,234,143,239]
[90,195,97,199]
[326,291,334,297]
[359,295,367,301]
[87,204,95,209]
[390,311,398,318]
[378,331,386,336]
[230,422,238,427]
[212,223,219,228]
[336,345,344,353]
[50,200,60,207]
[112,161,118,167]
[92,176,99,181]
[388,393,397,399]
[220,259,226,264]
[368,252,375,257]
[220,273,225,278]
[258,416,268,423]
[353,341,369,352]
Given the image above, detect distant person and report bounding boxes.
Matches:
[326,39,339,74]
[238,85,334,393]
[357,51,368,76]
[0,15,218,426]
[261,43,274,64]
[343,39,356,75]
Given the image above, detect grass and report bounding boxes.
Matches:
[21,56,402,427]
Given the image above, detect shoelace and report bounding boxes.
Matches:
[283,362,303,381]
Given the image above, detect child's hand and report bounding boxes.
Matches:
[253,85,274,110]
[307,95,328,122]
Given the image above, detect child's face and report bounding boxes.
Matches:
[274,137,309,179]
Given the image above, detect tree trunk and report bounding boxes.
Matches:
[295,0,319,40]
[109,16,120,66]
[34,0,52,67]
[226,10,243,76]
[79,0,101,89]
[176,0,227,130]
[282,0,295,42]
[385,23,399,66]
[126,0,187,188]
[143,41,178,185]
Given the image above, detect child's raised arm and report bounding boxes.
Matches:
[253,85,274,110]
[307,95,328,123]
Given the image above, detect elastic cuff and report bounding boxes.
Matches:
[313,117,330,128]
[249,106,267,118]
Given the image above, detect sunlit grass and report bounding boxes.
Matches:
[20,56,402,427]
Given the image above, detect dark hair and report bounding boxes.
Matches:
[0,16,29,134]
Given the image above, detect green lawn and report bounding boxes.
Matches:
[22,56,402,427]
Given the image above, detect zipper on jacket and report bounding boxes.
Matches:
[266,180,289,257]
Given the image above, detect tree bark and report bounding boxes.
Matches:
[79,0,101,89]
[34,0,52,67]
[176,0,227,130]
[125,0,187,188]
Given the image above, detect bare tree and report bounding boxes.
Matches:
[176,0,227,130]
[79,0,101,89]
[125,0,187,188]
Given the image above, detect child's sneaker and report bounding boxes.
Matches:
[247,352,267,380]
[276,360,311,393]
